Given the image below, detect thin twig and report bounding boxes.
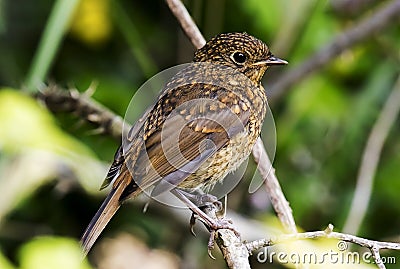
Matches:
[37,84,129,139]
[247,224,400,252]
[252,138,297,234]
[343,75,400,235]
[164,0,206,49]
[270,0,400,102]
[202,206,251,269]
[371,247,386,269]
[215,230,251,269]
[246,224,400,268]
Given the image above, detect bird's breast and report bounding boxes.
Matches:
[179,85,267,191]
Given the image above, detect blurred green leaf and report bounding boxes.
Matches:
[19,237,92,269]
[111,1,157,78]
[289,76,348,120]
[0,89,106,222]
[0,89,94,156]
[278,74,348,149]
[238,0,284,35]
[375,145,400,209]
[343,62,397,146]
[0,251,15,269]
[24,0,80,92]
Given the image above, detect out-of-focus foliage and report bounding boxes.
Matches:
[0,251,15,269]
[18,237,92,269]
[0,90,105,268]
[0,90,105,210]
[0,237,93,269]
[69,0,112,46]
[0,0,399,268]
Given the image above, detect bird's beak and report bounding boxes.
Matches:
[253,55,288,66]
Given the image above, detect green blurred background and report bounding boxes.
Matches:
[0,0,399,268]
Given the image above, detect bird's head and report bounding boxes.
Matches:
[194,32,287,86]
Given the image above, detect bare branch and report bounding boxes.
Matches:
[371,247,386,269]
[343,75,400,235]
[270,0,400,101]
[203,207,251,269]
[215,230,251,269]
[252,138,297,234]
[246,224,400,268]
[164,0,206,49]
[37,84,130,139]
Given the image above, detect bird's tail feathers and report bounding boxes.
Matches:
[80,182,126,256]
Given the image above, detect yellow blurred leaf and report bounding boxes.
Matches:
[0,89,93,156]
[0,89,107,222]
[0,251,15,269]
[69,0,112,45]
[19,237,92,269]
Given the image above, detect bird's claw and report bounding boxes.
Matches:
[208,218,239,237]
[208,230,216,260]
[190,213,197,236]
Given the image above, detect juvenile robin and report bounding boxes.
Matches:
[81,32,287,255]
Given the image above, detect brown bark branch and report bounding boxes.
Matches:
[165,0,206,49]
[37,84,129,139]
[252,138,297,234]
[202,206,251,269]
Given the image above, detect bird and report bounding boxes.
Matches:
[80,32,287,256]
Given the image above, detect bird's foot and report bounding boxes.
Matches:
[170,189,240,259]
[190,193,238,234]
[190,210,238,234]
[205,217,240,259]
[189,201,240,259]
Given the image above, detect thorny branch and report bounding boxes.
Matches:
[37,84,129,138]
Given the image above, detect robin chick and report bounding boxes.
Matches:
[81,32,287,256]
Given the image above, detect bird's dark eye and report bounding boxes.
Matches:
[231,52,247,64]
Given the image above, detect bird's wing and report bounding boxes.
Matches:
[128,96,250,197]
[100,106,152,190]
[101,145,124,190]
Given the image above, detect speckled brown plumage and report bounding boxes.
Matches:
[81,32,287,255]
